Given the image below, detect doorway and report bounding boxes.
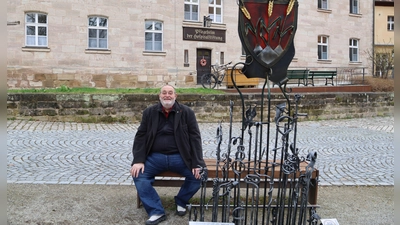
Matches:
[196,49,212,84]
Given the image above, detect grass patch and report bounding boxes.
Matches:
[75,116,130,123]
[7,85,225,95]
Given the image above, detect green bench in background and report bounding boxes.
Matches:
[273,69,309,87]
[308,70,337,86]
[287,69,310,86]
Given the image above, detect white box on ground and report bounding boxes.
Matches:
[189,222,235,225]
[320,218,340,225]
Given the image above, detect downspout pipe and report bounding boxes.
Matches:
[372,0,375,77]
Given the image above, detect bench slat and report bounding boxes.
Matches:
[157,159,317,179]
[136,158,319,208]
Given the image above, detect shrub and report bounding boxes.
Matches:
[363,77,394,92]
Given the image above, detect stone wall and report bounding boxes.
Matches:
[7,92,394,123]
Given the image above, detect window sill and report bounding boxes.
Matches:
[182,20,202,27]
[349,61,362,65]
[209,23,227,30]
[349,13,362,18]
[142,51,166,56]
[182,20,226,29]
[317,59,332,64]
[317,9,332,13]
[22,47,50,52]
[85,49,111,54]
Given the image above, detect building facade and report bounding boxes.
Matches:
[7,0,374,89]
[374,0,394,78]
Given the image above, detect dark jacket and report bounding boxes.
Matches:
[131,101,206,170]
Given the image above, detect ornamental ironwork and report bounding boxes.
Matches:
[188,0,322,224]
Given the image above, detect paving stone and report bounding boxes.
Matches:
[7,116,394,186]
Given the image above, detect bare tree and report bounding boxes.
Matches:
[365,46,394,79]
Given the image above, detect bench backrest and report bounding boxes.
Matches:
[309,70,337,76]
[287,69,309,79]
[156,158,317,179]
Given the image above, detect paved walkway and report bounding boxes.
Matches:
[7,116,394,186]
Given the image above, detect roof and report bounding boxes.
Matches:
[375,0,394,6]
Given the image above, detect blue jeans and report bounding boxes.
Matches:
[133,152,201,216]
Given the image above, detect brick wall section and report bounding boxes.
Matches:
[7,92,394,123]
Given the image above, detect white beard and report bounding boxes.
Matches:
[160,98,175,109]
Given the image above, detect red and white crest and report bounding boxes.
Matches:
[238,0,298,83]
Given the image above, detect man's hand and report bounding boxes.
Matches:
[192,168,201,179]
[130,163,145,178]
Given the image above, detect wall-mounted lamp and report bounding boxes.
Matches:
[203,15,212,28]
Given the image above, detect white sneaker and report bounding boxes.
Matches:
[145,214,166,225]
[176,205,186,216]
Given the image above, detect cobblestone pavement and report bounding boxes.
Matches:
[7,116,393,186]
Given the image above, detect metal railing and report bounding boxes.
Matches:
[293,67,369,86]
[221,67,369,88]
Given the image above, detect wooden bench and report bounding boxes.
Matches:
[136,158,319,208]
[308,70,337,86]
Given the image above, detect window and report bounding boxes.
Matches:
[318,0,328,10]
[220,52,225,64]
[387,16,394,31]
[25,13,48,47]
[88,16,108,49]
[145,20,163,51]
[208,0,222,23]
[349,0,359,14]
[184,49,189,67]
[349,39,359,62]
[184,0,199,21]
[318,35,329,60]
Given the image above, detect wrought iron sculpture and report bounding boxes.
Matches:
[188,0,322,224]
[190,86,321,224]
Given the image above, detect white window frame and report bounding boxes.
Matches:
[349,39,359,62]
[184,0,199,21]
[25,12,48,47]
[387,16,394,31]
[349,0,359,14]
[88,16,108,49]
[318,35,329,60]
[208,0,222,23]
[318,0,328,10]
[145,20,163,52]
